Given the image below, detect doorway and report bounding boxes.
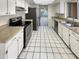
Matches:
[39,6,48,26]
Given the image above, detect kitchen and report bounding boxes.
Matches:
[0,0,79,59]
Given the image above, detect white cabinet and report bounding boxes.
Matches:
[58,22,70,47]
[7,39,18,59]
[16,0,22,7]
[0,0,16,15]
[60,0,64,14]
[70,31,79,58]
[8,0,16,14]
[0,0,8,15]
[0,29,23,59]
[56,0,65,14]
[17,30,23,55]
[21,0,25,8]
[63,26,70,47]
[58,23,63,38]
[16,0,25,8]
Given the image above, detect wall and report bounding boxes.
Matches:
[0,13,25,26]
[48,4,56,27]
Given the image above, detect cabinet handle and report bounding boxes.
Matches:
[6,50,8,54]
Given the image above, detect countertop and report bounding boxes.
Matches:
[52,16,79,23]
[52,16,79,34]
[60,22,79,35]
[0,25,23,43]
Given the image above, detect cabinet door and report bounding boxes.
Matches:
[56,4,60,13]
[7,39,18,59]
[0,0,8,15]
[18,31,23,55]
[16,0,22,7]
[58,23,63,38]
[8,0,16,14]
[60,0,64,14]
[63,27,70,47]
[70,32,79,58]
[21,0,25,8]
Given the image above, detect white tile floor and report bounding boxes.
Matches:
[18,26,77,59]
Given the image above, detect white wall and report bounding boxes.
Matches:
[48,4,56,27]
[0,13,25,26]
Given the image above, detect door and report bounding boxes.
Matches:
[39,7,48,26]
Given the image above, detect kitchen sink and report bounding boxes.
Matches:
[65,23,72,26]
[65,21,79,27]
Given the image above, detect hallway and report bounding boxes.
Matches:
[18,26,77,59]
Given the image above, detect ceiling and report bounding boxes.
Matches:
[26,0,35,5]
[26,0,60,5]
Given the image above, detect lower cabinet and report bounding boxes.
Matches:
[70,31,79,58]
[0,29,23,59]
[7,39,18,59]
[58,23,63,38]
[18,31,23,55]
[63,26,70,47]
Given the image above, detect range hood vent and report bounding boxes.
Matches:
[16,6,26,11]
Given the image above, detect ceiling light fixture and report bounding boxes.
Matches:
[33,0,55,5]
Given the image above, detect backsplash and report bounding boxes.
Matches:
[0,13,25,26]
[56,13,65,18]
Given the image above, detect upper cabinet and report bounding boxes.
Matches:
[25,2,28,13]
[8,0,16,14]
[0,0,8,15]
[16,0,25,8]
[0,0,16,16]
[60,0,65,14]
[56,0,65,14]
[0,0,28,16]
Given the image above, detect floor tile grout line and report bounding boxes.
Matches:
[44,27,48,59]
[53,31,76,59]
[51,28,74,59]
[50,29,64,59]
[24,30,36,59]
[47,27,63,59]
[19,26,77,59]
[46,27,56,59]
[39,26,41,59]
[32,31,38,59]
